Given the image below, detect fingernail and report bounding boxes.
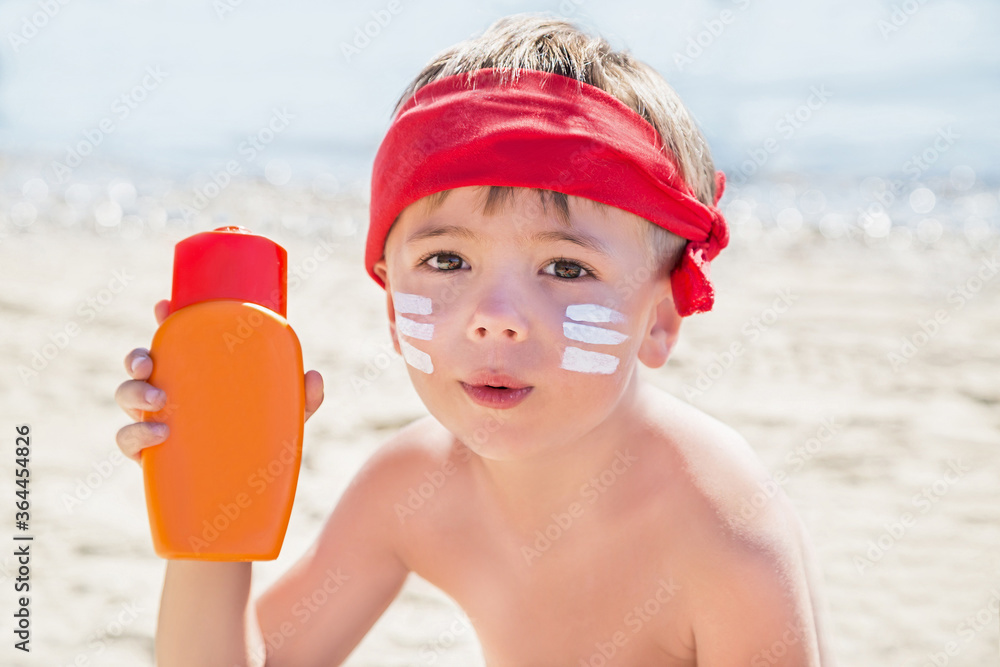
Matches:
[145,388,163,405]
[152,423,168,437]
[131,356,145,374]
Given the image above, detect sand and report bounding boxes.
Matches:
[0,174,997,665]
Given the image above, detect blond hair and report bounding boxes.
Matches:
[391,13,720,275]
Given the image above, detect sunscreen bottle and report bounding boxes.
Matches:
[140,225,305,560]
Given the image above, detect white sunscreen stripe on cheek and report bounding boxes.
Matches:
[560,346,620,375]
[563,322,628,345]
[393,291,432,315]
[396,315,434,341]
[399,338,434,374]
[565,303,625,324]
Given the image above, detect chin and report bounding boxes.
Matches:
[452,420,527,459]
[463,440,546,464]
[426,408,540,461]
[460,417,586,463]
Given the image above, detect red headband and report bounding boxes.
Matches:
[366,68,729,316]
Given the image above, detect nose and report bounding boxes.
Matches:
[466,280,529,343]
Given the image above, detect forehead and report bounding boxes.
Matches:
[390,186,648,249]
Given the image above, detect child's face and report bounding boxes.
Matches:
[373,186,680,461]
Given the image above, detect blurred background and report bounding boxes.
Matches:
[1,0,998,188]
[0,1,998,665]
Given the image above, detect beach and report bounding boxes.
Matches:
[0,173,998,665]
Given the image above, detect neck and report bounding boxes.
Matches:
[471,371,649,526]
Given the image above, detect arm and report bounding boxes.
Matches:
[663,415,836,666]
[691,495,834,666]
[155,561,264,666]
[153,436,414,667]
[791,509,838,666]
[156,443,409,667]
[251,436,415,666]
[117,300,408,666]
[115,300,275,666]
[149,434,411,667]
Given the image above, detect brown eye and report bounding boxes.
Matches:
[545,260,588,279]
[427,253,465,271]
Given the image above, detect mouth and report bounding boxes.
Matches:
[460,372,533,409]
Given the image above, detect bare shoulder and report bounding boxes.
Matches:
[252,416,470,665]
[350,414,466,487]
[638,382,796,542]
[348,414,472,517]
[377,412,455,454]
[299,414,469,574]
[638,384,832,665]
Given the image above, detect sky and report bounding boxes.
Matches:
[0,0,997,188]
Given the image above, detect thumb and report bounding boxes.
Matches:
[303,369,324,422]
[154,299,170,325]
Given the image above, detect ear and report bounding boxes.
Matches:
[373,258,402,356]
[637,275,682,369]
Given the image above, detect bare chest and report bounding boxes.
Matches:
[403,501,696,665]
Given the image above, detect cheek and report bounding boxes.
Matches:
[558,303,631,377]
[560,346,620,375]
[392,290,437,375]
[399,338,435,374]
[390,293,639,383]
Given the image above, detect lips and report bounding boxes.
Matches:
[463,371,529,390]
[460,371,532,409]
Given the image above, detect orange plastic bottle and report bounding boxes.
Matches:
[140,225,305,561]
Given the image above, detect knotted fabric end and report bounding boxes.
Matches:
[671,243,715,316]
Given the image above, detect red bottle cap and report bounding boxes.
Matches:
[169,226,288,317]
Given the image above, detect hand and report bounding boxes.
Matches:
[114,299,325,463]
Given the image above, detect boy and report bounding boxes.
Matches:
[115,14,835,666]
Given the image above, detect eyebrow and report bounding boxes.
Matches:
[404,225,611,257]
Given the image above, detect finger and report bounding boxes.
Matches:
[154,299,170,325]
[116,421,169,464]
[125,348,152,380]
[304,369,324,423]
[115,379,168,421]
